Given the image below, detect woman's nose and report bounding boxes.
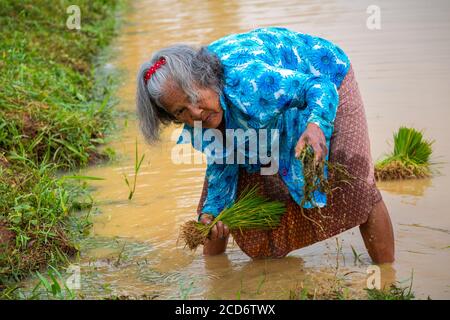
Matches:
[187,104,202,121]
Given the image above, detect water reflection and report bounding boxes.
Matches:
[203,255,307,299]
[377,178,432,196]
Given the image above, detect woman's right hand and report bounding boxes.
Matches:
[199,213,230,240]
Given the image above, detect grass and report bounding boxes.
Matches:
[286,271,356,300]
[0,0,124,292]
[0,265,76,300]
[365,283,415,300]
[0,159,95,286]
[31,265,76,300]
[288,274,416,300]
[366,270,415,300]
[375,127,434,181]
[0,0,122,169]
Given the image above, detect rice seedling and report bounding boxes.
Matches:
[297,145,354,230]
[298,145,354,205]
[122,138,145,200]
[375,127,434,181]
[255,271,266,295]
[178,186,286,250]
[350,245,364,266]
[236,278,244,300]
[179,279,195,300]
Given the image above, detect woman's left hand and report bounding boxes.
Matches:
[295,122,327,163]
[199,213,230,240]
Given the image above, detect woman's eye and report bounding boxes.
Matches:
[176,107,186,117]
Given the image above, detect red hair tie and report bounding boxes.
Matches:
[144,57,166,84]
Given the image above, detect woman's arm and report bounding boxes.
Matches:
[223,60,339,161]
[177,124,240,218]
[295,76,340,162]
[303,77,339,142]
[197,178,230,255]
[201,162,239,217]
[223,61,339,130]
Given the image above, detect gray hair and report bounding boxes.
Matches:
[136,44,223,144]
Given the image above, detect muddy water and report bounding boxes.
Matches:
[77,0,450,299]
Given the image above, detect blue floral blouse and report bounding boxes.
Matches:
[177,27,350,217]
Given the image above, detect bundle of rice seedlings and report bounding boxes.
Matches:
[297,145,354,230]
[375,127,433,181]
[298,145,354,206]
[179,186,286,250]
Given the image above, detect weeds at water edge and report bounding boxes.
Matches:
[122,138,145,200]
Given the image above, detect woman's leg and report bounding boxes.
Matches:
[327,66,395,264]
[359,199,395,264]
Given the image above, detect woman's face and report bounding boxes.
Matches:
[161,80,223,129]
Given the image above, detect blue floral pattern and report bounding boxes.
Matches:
[309,48,337,74]
[177,27,350,217]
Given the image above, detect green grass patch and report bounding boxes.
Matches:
[366,283,415,300]
[0,0,124,291]
[0,0,123,168]
[0,160,93,288]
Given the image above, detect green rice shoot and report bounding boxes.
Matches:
[179,185,286,250]
[375,127,434,181]
[297,145,355,231]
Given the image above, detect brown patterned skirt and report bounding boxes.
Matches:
[197,66,382,259]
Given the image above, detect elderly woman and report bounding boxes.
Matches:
[136,27,395,263]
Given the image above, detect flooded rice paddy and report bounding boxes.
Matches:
[50,0,450,299]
